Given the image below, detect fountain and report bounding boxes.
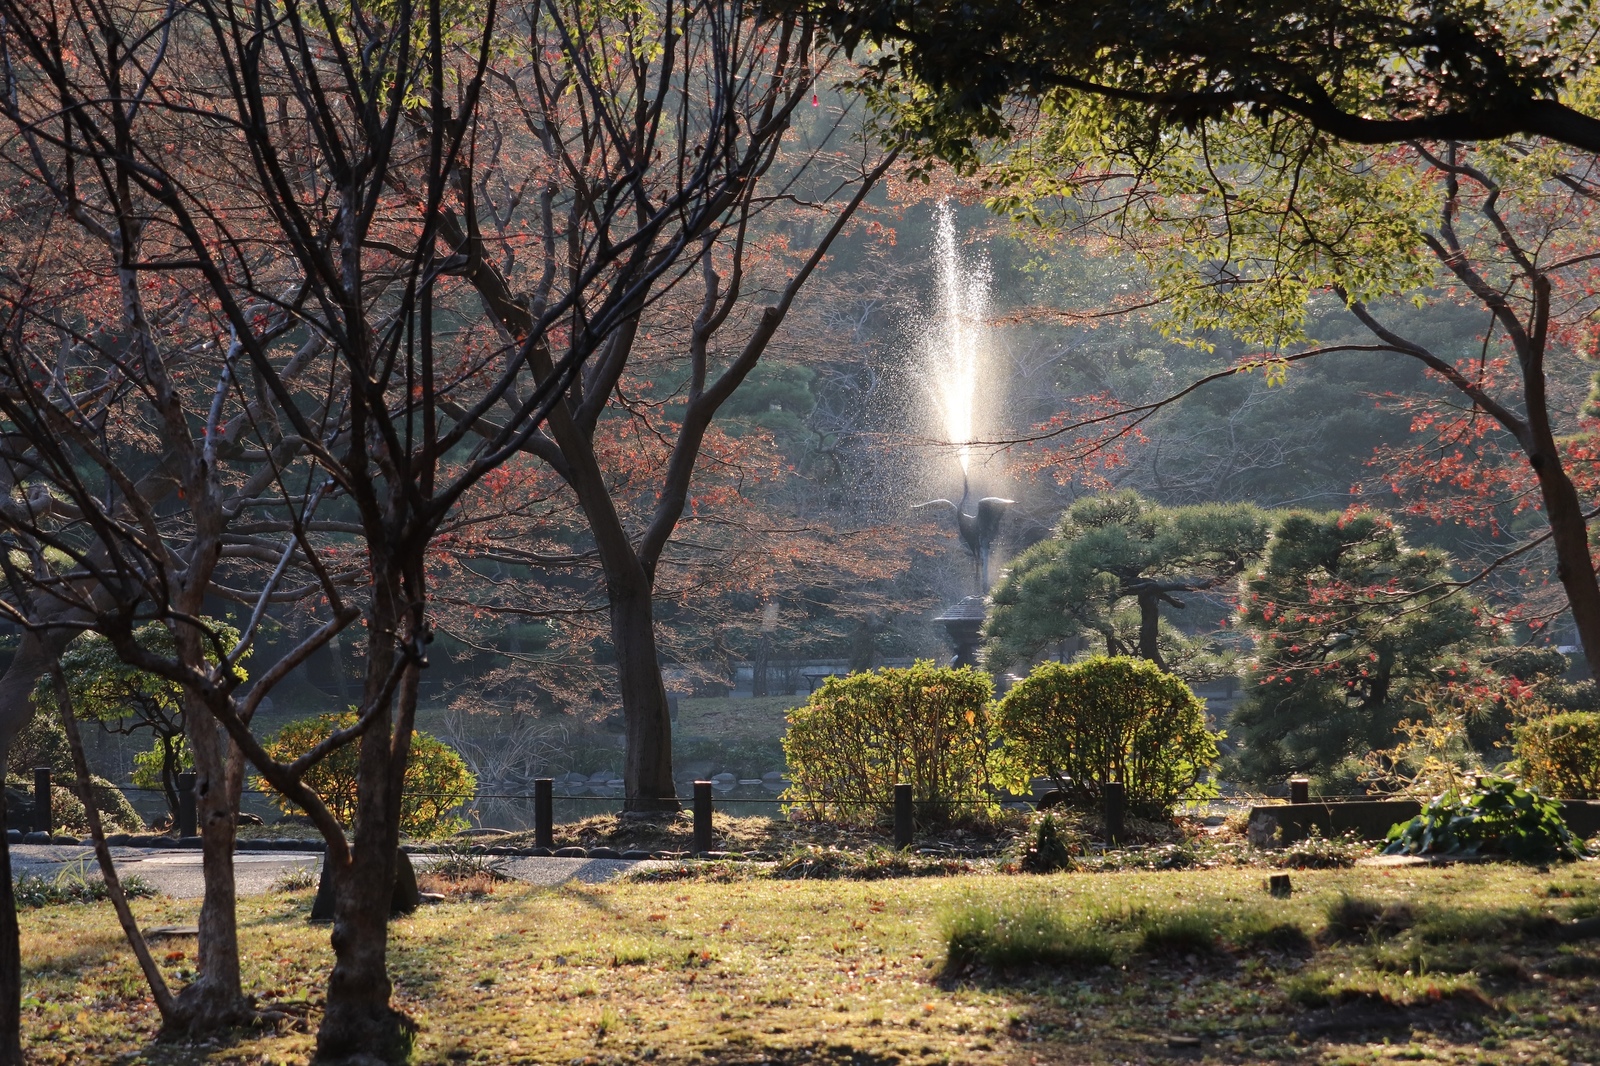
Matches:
[913,201,1012,669]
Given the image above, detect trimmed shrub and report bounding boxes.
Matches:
[1513,711,1600,798]
[994,656,1219,817]
[780,661,993,825]
[4,778,144,835]
[254,712,476,840]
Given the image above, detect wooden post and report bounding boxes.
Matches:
[1103,781,1125,845]
[31,767,49,835]
[693,781,714,854]
[1289,777,1310,805]
[176,772,197,838]
[534,778,554,849]
[893,783,914,850]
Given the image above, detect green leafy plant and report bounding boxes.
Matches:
[1274,827,1369,870]
[1512,711,1600,799]
[12,862,155,908]
[254,712,477,840]
[1014,812,1081,873]
[993,656,1220,817]
[780,661,994,825]
[1385,778,1584,863]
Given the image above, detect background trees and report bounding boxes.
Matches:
[1228,511,1495,788]
[445,3,898,808]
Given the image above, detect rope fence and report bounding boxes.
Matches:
[19,767,1375,853]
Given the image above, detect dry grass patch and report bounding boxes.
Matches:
[416,852,514,900]
[16,863,1600,1064]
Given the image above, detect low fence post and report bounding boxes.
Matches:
[893,783,914,850]
[177,771,198,838]
[1103,781,1125,846]
[534,778,554,850]
[31,767,49,835]
[693,781,714,854]
[1289,777,1310,805]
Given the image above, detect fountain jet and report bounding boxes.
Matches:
[930,201,987,474]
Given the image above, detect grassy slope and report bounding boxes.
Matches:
[675,696,802,745]
[19,862,1600,1065]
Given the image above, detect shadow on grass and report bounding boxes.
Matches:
[939,890,1600,1062]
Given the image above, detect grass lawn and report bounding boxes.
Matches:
[21,861,1600,1065]
[675,696,802,745]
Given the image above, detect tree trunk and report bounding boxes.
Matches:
[1136,590,1166,670]
[613,589,678,812]
[1528,446,1600,678]
[1519,317,1600,680]
[0,793,21,1066]
[317,829,402,1062]
[0,625,76,1061]
[171,699,251,1032]
[551,405,679,811]
[315,579,414,1063]
[53,667,177,1024]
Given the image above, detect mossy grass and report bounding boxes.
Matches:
[16,863,1600,1063]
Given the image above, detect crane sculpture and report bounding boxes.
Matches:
[913,475,1014,595]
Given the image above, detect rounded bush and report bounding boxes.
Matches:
[994,656,1219,816]
[1514,711,1600,798]
[780,661,993,824]
[254,712,477,840]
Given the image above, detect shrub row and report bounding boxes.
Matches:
[781,655,1222,824]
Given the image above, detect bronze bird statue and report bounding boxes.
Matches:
[912,475,1014,594]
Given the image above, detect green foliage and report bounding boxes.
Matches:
[993,656,1219,817]
[254,713,476,840]
[718,359,818,446]
[984,492,1270,676]
[817,0,1584,171]
[10,706,70,779]
[12,864,155,908]
[4,779,142,835]
[131,736,192,792]
[6,708,143,832]
[35,622,243,820]
[1228,510,1495,787]
[780,661,994,825]
[1014,812,1081,873]
[1276,828,1370,870]
[40,622,246,726]
[1513,712,1600,799]
[1385,778,1584,863]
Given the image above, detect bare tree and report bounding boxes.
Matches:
[0,0,866,1056]
[451,0,897,808]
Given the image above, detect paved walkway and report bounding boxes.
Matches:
[9,845,651,899]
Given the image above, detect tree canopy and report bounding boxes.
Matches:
[1228,510,1496,787]
[984,492,1271,674]
[800,0,1600,163]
